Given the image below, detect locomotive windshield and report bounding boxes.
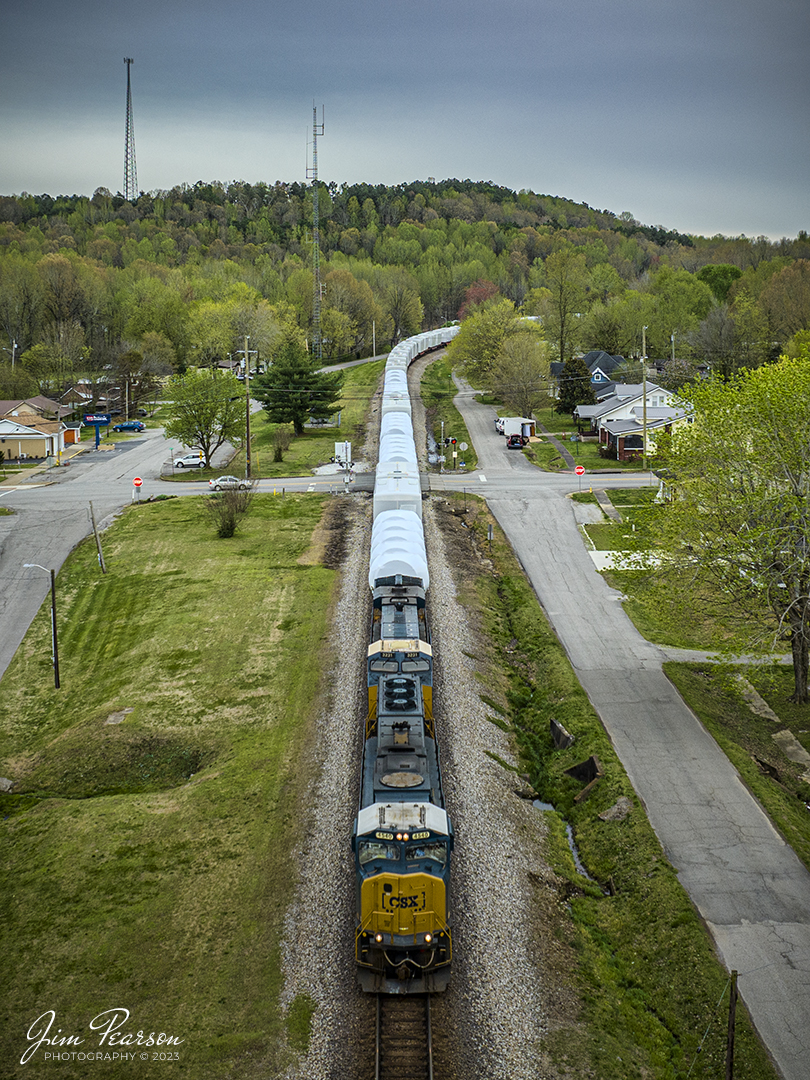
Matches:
[370,660,399,673]
[357,840,400,866]
[405,840,447,866]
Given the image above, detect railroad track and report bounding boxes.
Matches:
[375,994,433,1080]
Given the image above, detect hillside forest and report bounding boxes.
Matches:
[1,179,809,403]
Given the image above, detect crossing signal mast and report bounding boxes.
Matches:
[306,105,325,361]
[123,58,138,202]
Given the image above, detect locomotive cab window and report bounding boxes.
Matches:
[405,841,447,866]
[370,660,399,673]
[357,840,400,866]
[401,660,430,672]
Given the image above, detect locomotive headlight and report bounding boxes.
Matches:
[375,933,383,943]
[424,933,432,944]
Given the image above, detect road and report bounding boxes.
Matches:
[430,376,810,1080]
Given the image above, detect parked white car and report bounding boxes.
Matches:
[209,475,250,491]
[174,453,205,469]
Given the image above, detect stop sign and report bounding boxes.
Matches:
[575,465,585,476]
[133,476,143,488]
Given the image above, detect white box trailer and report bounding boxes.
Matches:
[499,417,536,439]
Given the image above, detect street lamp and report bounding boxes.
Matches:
[22,564,60,688]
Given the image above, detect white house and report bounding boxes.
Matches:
[574,383,677,433]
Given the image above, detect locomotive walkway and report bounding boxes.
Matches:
[429,374,810,1080]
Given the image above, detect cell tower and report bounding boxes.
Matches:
[306,105,325,361]
[123,58,138,202]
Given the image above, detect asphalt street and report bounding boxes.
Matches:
[434,377,810,1080]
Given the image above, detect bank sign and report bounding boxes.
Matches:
[84,414,111,425]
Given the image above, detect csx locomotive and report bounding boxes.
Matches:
[352,327,458,994]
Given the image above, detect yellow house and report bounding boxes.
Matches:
[0,414,67,461]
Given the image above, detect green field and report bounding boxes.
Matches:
[0,494,336,1079]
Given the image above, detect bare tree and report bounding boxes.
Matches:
[206,484,256,538]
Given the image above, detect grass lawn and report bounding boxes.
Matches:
[531,404,579,435]
[581,487,658,551]
[663,663,810,872]
[0,493,337,1079]
[525,436,644,472]
[227,360,385,478]
[421,355,478,470]
[437,493,778,1079]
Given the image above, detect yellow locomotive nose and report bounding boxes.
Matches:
[361,872,447,939]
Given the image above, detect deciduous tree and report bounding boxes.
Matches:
[759,259,810,341]
[541,247,590,364]
[0,360,37,400]
[164,368,245,466]
[446,298,520,383]
[653,358,810,702]
[490,329,551,417]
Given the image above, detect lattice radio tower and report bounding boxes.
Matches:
[306,105,325,361]
[123,58,138,202]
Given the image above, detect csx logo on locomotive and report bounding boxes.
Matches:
[383,891,426,911]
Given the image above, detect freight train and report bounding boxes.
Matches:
[351,327,459,994]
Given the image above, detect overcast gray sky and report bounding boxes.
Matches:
[1,0,807,239]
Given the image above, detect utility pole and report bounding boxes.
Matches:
[306,105,325,362]
[238,336,257,479]
[2,340,18,371]
[123,58,138,202]
[642,324,648,473]
[89,502,107,574]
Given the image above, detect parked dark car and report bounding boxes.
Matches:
[506,434,525,449]
[112,420,146,432]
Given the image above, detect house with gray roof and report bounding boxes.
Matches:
[574,382,676,434]
[599,406,691,461]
